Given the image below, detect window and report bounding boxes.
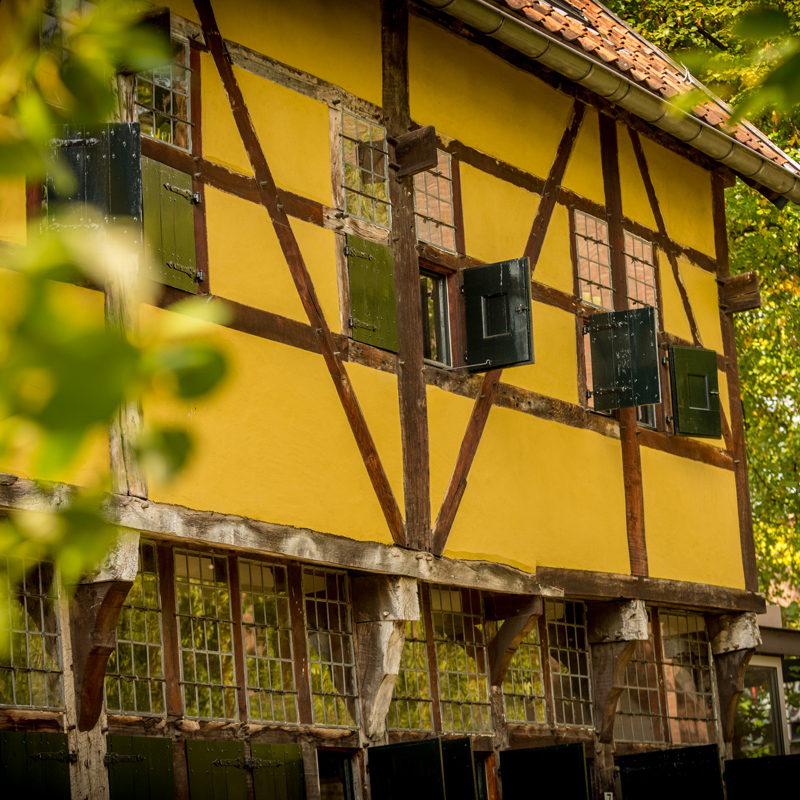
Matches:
[546,600,593,727]
[0,558,63,710]
[174,551,237,721]
[733,660,786,758]
[105,541,165,716]
[239,559,299,724]
[341,111,390,228]
[304,568,359,728]
[388,616,434,731]
[420,268,451,366]
[430,585,491,733]
[414,151,456,253]
[503,625,547,724]
[575,211,613,310]
[40,0,97,62]
[136,39,192,152]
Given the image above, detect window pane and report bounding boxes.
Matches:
[733,665,783,758]
[503,625,547,724]
[388,608,434,731]
[420,269,451,366]
[414,150,457,253]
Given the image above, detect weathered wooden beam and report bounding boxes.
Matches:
[392,125,438,178]
[719,271,761,313]
[193,0,406,547]
[487,609,540,686]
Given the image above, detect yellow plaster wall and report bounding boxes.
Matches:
[535,203,573,294]
[642,448,744,588]
[658,249,693,342]
[409,16,572,180]
[145,310,396,544]
[165,0,199,24]
[680,258,724,355]
[617,124,657,231]
[205,187,341,333]
[214,0,382,106]
[444,407,629,574]
[561,108,605,207]
[641,137,715,258]
[0,176,26,245]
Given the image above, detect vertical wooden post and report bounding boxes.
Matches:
[599,114,648,577]
[382,0,431,551]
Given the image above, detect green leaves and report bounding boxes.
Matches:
[152,344,228,400]
[732,6,790,41]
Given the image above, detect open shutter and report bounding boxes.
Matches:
[142,156,199,294]
[463,257,533,371]
[345,234,398,352]
[441,738,478,800]
[251,743,306,800]
[668,345,721,437]
[368,739,446,800]
[617,744,723,800]
[586,306,660,411]
[0,731,73,800]
[106,735,174,800]
[499,743,589,798]
[186,741,248,800]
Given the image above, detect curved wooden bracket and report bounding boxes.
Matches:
[591,639,637,743]
[486,596,543,686]
[70,579,132,731]
[714,647,755,743]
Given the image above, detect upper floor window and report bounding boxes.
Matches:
[341,111,390,228]
[575,210,613,311]
[414,151,456,253]
[136,38,192,152]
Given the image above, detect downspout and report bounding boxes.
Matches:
[421,0,800,204]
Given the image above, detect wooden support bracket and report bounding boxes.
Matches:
[719,271,761,313]
[488,612,540,687]
[391,125,437,178]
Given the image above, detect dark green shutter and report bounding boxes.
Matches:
[251,743,306,800]
[345,234,398,353]
[0,731,72,800]
[463,257,533,371]
[441,738,478,800]
[107,735,174,800]
[142,156,199,294]
[618,744,723,800]
[586,306,661,411]
[668,345,721,437]
[368,738,446,800]
[186,740,248,800]
[499,743,589,799]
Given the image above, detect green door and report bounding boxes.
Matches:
[0,731,72,800]
[186,740,248,800]
[107,735,174,800]
[251,743,306,800]
[368,738,446,800]
[441,738,478,800]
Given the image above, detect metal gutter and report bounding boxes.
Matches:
[422,0,800,204]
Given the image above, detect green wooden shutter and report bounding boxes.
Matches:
[186,740,248,800]
[107,735,174,800]
[0,731,72,800]
[251,743,306,800]
[618,744,723,800]
[368,738,446,800]
[586,306,661,411]
[142,156,199,294]
[441,738,478,800]
[499,743,589,799]
[668,345,721,437]
[463,257,533,371]
[345,234,398,353]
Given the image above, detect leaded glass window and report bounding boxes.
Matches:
[414,151,456,252]
[625,232,657,312]
[387,616,433,731]
[105,541,165,716]
[136,38,191,151]
[175,550,237,721]
[430,585,491,733]
[303,568,359,728]
[546,599,593,727]
[239,559,298,724]
[503,625,547,724]
[575,210,613,310]
[341,111,390,228]
[0,558,63,710]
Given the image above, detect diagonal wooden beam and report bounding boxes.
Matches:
[193,0,405,546]
[628,128,703,346]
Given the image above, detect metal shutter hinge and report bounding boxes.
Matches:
[167,261,204,282]
[163,182,201,204]
[349,317,377,332]
[588,386,631,398]
[344,246,373,259]
[50,137,100,148]
[583,320,629,335]
[104,753,145,765]
[32,751,78,763]
[213,757,281,770]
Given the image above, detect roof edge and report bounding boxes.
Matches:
[422,0,800,204]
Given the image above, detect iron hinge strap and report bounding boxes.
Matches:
[587,386,632,398]
[166,261,204,282]
[32,750,78,763]
[213,757,282,770]
[163,182,201,205]
[344,246,374,260]
[104,753,145,765]
[583,321,629,335]
[349,317,377,332]
[49,137,100,148]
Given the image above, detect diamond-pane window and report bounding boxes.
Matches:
[503,626,547,724]
[341,111,390,228]
[387,616,433,731]
[303,568,359,728]
[174,551,237,721]
[239,559,299,725]
[105,541,165,716]
[546,600,593,727]
[430,585,491,734]
[136,38,191,151]
[0,558,63,710]
[414,151,456,252]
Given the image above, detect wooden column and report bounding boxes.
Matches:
[382,0,431,551]
[599,114,648,577]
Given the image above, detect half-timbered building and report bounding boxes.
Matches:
[2,0,799,797]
